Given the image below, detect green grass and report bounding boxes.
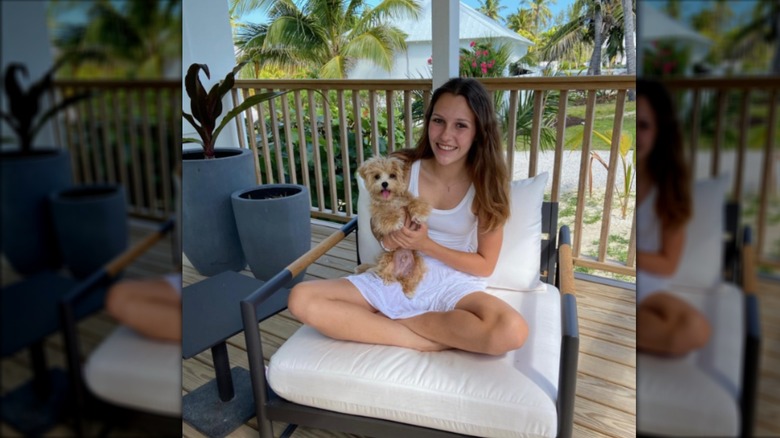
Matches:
[564,101,636,151]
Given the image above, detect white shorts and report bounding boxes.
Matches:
[636,270,670,303]
[346,256,487,320]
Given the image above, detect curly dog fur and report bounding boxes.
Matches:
[358,156,431,298]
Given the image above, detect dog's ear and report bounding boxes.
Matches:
[358,158,372,180]
[389,156,404,178]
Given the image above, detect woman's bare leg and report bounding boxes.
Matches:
[105,278,181,342]
[397,292,528,356]
[288,279,447,351]
[638,292,711,356]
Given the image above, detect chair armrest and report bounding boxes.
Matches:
[61,218,175,306]
[741,293,761,437]
[556,225,576,295]
[241,217,357,432]
[557,293,579,438]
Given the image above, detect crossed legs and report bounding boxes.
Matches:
[105,277,181,342]
[288,280,527,355]
[637,292,711,356]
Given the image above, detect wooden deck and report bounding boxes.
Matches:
[1,218,177,437]
[182,220,638,438]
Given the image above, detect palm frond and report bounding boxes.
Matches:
[319,55,347,78]
[541,16,588,61]
[358,0,420,30]
[343,26,399,72]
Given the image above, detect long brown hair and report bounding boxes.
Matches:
[393,78,509,232]
[637,79,691,229]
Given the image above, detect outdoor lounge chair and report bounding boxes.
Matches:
[59,219,181,437]
[637,177,761,437]
[240,171,580,438]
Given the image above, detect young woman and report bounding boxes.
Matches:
[288,78,526,356]
[636,79,711,356]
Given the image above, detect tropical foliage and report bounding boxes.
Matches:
[1,61,91,151]
[459,40,511,77]
[540,0,633,74]
[182,63,293,159]
[50,0,182,79]
[231,0,421,79]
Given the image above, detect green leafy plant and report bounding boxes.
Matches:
[567,128,635,219]
[1,61,91,152]
[182,62,292,159]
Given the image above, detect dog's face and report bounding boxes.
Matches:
[359,156,406,201]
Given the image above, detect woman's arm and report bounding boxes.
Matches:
[637,223,686,276]
[386,223,503,277]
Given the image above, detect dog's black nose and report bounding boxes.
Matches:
[381,181,388,189]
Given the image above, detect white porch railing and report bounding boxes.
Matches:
[663,77,780,271]
[52,80,181,221]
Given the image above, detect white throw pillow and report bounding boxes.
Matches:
[668,177,727,290]
[487,172,548,292]
[356,174,383,265]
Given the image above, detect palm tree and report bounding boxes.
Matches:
[232,0,421,79]
[540,0,629,75]
[588,0,603,75]
[51,0,182,78]
[727,0,780,74]
[622,0,635,100]
[477,0,506,22]
[523,0,554,34]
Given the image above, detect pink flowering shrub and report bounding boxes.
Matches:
[428,40,508,78]
[643,40,690,78]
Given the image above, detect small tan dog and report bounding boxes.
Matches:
[358,156,431,298]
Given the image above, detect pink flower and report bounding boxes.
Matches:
[484,50,489,56]
[488,60,495,67]
[472,61,477,68]
[427,57,432,65]
[481,66,488,75]
[470,41,476,47]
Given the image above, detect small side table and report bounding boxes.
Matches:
[182,270,290,438]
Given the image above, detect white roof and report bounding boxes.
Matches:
[639,5,711,60]
[390,0,532,47]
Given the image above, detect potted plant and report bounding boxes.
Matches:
[49,184,128,279]
[0,61,90,275]
[231,184,311,287]
[181,62,291,276]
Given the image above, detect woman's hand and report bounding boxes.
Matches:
[387,217,430,252]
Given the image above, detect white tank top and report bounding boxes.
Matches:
[408,160,478,252]
[636,187,670,301]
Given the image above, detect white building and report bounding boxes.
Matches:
[348,0,532,79]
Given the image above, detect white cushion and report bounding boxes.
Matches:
[85,326,182,416]
[356,174,383,265]
[487,173,548,292]
[668,177,728,290]
[268,284,562,438]
[637,283,745,436]
[637,354,739,436]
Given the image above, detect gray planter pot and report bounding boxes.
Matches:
[183,148,255,276]
[50,184,128,279]
[0,149,72,275]
[231,184,311,287]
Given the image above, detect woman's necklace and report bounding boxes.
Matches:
[445,176,469,193]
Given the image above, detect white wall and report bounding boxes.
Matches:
[182,0,239,150]
[1,1,56,150]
